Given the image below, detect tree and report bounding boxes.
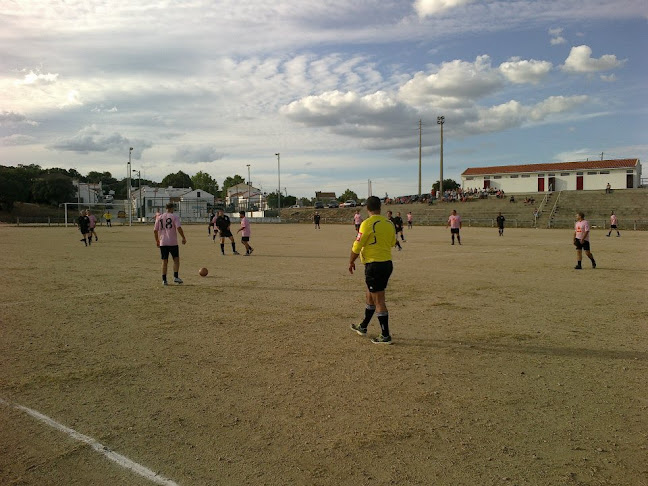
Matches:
[0,166,31,211]
[221,175,245,199]
[31,174,75,205]
[191,171,219,196]
[161,171,192,188]
[432,179,460,192]
[338,189,359,202]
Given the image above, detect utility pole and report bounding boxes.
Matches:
[127,147,133,226]
[600,152,604,161]
[275,153,281,211]
[246,164,251,212]
[418,119,422,197]
[437,117,445,198]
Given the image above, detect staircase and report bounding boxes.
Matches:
[546,191,563,228]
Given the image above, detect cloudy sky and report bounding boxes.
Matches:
[2,0,647,197]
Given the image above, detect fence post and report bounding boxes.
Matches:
[17,217,20,226]
[48,217,51,227]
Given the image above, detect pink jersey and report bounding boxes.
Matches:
[211,215,218,228]
[575,219,590,241]
[354,213,363,225]
[407,213,412,222]
[240,217,251,237]
[155,212,182,246]
[88,214,97,228]
[448,214,461,229]
[610,214,618,225]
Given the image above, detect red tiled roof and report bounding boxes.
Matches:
[461,159,639,176]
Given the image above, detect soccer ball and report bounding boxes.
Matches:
[199,267,208,277]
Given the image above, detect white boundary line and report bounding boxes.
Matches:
[0,397,179,486]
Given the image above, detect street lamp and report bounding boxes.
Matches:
[127,147,133,226]
[437,117,444,199]
[246,164,251,212]
[132,169,142,220]
[275,153,281,211]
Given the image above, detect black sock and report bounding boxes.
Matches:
[361,305,375,327]
[576,260,582,267]
[220,243,225,253]
[377,312,390,337]
[162,274,167,282]
[174,272,178,278]
[232,243,236,252]
[396,241,401,249]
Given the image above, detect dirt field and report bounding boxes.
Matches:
[1,222,647,486]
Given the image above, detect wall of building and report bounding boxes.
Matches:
[463,167,637,193]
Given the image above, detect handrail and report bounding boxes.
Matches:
[547,191,563,228]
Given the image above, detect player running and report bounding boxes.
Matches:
[353,209,363,232]
[77,210,91,246]
[86,209,98,241]
[386,211,402,251]
[574,212,596,270]
[607,211,620,237]
[154,202,187,285]
[394,212,406,242]
[237,211,254,255]
[349,196,397,344]
[407,211,413,229]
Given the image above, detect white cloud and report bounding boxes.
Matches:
[0,134,37,145]
[14,70,59,86]
[499,58,553,84]
[398,55,502,105]
[414,0,475,17]
[562,45,626,73]
[600,74,617,82]
[548,27,566,45]
[173,145,226,163]
[0,111,38,127]
[49,125,152,157]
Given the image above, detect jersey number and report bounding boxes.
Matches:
[164,218,173,229]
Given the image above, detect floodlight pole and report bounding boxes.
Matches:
[437,116,444,198]
[247,164,251,212]
[275,153,281,210]
[418,119,422,197]
[133,169,141,220]
[127,147,133,226]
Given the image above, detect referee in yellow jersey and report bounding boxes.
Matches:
[349,196,397,344]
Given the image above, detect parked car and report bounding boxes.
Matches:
[327,201,339,208]
[290,204,301,208]
[314,201,325,209]
[344,200,357,207]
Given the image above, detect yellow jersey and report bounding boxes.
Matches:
[351,214,396,264]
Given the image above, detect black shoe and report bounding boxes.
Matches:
[574,265,582,270]
[592,261,596,269]
[371,334,393,345]
[350,323,367,335]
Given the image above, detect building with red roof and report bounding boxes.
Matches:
[461,159,641,193]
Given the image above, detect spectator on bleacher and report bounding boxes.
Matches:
[509,195,515,203]
[605,183,612,194]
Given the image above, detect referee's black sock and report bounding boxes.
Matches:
[174,272,178,278]
[220,243,225,254]
[377,312,390,337]
[361,305,375,327]
[232,242,236,252]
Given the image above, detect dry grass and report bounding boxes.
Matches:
[1,223,647,485]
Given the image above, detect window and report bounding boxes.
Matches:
[587,172,597,175]
[494,175,502,179]
[561,173,570,176]
[599,171,610,174]
[510,175,519,178]
[577,172,583,176]
[627,169,634,173]
[537,174,545,177]
[521,174,531,178]
[484,176,490,180]
[548,173,555,176]
[466,177,474,180]
[197,191,201,197]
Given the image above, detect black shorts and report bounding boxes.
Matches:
[160,245,180,260]
[364,261,393,293]
[355,224,361,231]
[79,227,89,234]
[574,239,590,251]
[451,228,460,234]
[610,225,617,229]
[242,236,250,242]
[219,229,233,238]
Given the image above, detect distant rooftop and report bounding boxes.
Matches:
[462,159,639,176]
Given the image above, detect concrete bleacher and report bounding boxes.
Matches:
[280,189,648,230]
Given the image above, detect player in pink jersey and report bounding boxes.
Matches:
[153,203,187,285]
[86,210,98,241]
[407,211,413,229]
[446,209,462,245]
[573,212,596,269]
[353,210,363,232]
[237,211,254,255]
[607,211,620,237]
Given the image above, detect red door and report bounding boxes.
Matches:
[484,180,490,189]
[627,174,633,188]
[576,176,583,190]
[537,178,544,192]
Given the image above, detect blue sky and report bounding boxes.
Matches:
[1,0,647,198]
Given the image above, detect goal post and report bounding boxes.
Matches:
[63,201,129,227]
